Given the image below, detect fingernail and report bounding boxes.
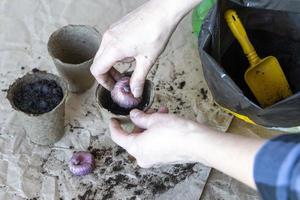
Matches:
[110,118,118,123]
[158,106,168,113]
[130,109,141,118]
[132,87,142,98]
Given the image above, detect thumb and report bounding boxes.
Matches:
[130,109,151,129]
[130,56,153,98]
[109,118,134,149]
[130,109,165,129]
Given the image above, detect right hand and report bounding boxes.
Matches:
[109,108,264,189]
[90,0,179,98]
[109,109,212,168]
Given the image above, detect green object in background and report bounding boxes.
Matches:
[192,0,216,37]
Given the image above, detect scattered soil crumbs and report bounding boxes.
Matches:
[91,147,112,160]
[200,88,208,100]
[32,68,40,73]
[167,85,173,91]
[78,189,93,200]
[67,120,84,133]
[178,81,186,89]
[13,79,63,114]
[78,186,98,200]
[74,146,199,199]
[114,146,126,156]
[154,79,194,115]
[85,111,92,117]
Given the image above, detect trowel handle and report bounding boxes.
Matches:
[225,9,260,66]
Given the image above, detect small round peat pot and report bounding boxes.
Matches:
[48,25,101,93]
[95,76,154,132]
[7,71,68,145]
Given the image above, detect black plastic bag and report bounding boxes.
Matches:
[199,0,300,128]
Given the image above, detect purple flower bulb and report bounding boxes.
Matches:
[111,76,142,109]
[69,151,95,176]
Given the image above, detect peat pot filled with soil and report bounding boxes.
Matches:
[95,73,154,132]
[7,71,68,145]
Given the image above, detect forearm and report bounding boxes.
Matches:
[190,128,266,189]
[146,0,203,24]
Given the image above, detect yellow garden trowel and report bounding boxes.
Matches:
[225,9,292,107]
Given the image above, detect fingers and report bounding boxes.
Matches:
[136,160,152,168]
[131,108,157,133]
[121,57,135,63]
[130,108,167,129]
[109,118,135,149]
[157,106,169,113]
[91,46,122,75]
[110,106,167,148]
[109,67,122,81]
[130,55,154,98]
[130,109,151,130]
[131,106,169,133]
[91,46,124,90]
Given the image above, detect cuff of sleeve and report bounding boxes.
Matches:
[254,134,300,199]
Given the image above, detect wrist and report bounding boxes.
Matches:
[148,0,202,25]
[190,127,265,188]
[185,124,219,166]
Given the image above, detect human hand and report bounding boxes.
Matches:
[110,107,265,189]
[109,108,211,168]
[91,0,181,98]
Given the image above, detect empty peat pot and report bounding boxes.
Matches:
[95,77,154,131]
[7,71,68,145]
[48,25,101,93]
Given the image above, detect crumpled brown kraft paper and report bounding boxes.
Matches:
[0,0,232,199]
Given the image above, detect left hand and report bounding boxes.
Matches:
[90,0,180,97]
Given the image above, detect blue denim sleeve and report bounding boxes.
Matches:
[254,134,300,200]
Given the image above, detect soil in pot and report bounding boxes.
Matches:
[13,79,64,114]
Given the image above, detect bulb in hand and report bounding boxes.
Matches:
[111,76,142,109]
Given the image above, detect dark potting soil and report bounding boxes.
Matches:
[13,79,63,114]
[222,29,300,103]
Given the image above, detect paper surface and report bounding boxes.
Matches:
[0,0,233,199]
[200,169,259,200]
